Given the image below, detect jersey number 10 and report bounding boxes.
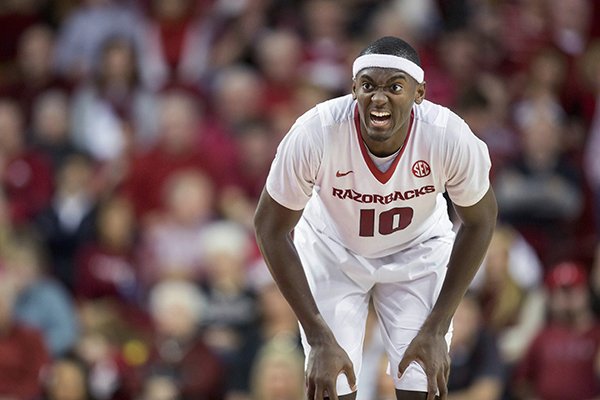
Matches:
[359,207,414,237]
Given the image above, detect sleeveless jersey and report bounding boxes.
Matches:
[266,95,491,258]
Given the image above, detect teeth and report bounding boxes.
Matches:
[371,111,391,117]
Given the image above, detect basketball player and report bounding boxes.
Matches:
[254,36,497,400]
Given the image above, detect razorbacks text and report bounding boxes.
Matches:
[332,185,435,204]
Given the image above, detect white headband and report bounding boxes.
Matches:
[352,54,424,83]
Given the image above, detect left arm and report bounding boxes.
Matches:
[398,187,498,400]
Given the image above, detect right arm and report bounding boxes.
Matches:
[254,189,356,400]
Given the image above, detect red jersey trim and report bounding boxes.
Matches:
[353,105,414,184]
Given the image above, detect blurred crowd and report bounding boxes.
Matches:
[1,0,600,399]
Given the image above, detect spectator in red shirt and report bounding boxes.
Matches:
[139,0,215,89]
[219,120,276,229]
[121,90,226,222]
[75,195,139,303]
[0,24,71,118]
[0,274,49,400]
[253,29,303,115]
[0,25,71,122]
[0,98,53,226]
[513,261,600,400]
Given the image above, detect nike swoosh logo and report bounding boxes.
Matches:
[336,170,354,177]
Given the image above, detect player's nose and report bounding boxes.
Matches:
[371,88,388,104]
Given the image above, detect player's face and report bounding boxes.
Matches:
[352,67,425,156]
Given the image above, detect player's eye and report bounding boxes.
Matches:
[361,82,374,91]
[390,83,403,93]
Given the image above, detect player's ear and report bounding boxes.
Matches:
[414,81,426,104]
[352,79,357,100]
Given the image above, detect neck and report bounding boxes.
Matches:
[361,119,411,157]
[355,106,413,158]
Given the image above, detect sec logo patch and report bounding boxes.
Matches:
[412,160,430,177]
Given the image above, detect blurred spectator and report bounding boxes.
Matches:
[0,98,53,225]
[210,65,265,133]
[495,99,584,263]
[583,40,600,231]
[498,0,549,73]
[519,47,591,153]
[299,0,351,92]
[253,29,303,114]
[0,274,49,400]
[0,24,70,121]
[140,0,216,89]
[71,35,158,162]
[143,279,225,400]
[35,153,97,290]
[513,261,600,400]
[76,298,147,400]
[251,271,299,341]
[4,229,79,357]
[42,353,97,400]
[219,120,276,229]
[209,0,270,75]
[200,220,259,394]
[53,0,144,82]
[447,294,504,400]
[464,3,507,73]
[521,48,567,105]
[249,335,305,400]
[470,226,546,364]
[427,30,480,107]
[31,89,79,169]
[548,0,593,58]
[549,0,600,120]
[374,0,439,44]
[138,170,214,287]
[0,0,43,67]
[455,80,518,174]
[363,3,413,50]
[122,90,225,220]
[136,373,181,400]
[74,195,139,303]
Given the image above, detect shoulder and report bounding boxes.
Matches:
[415,100,486,153]
[413,99,465,134]
[314,94,355,127]
[287,94,354,140]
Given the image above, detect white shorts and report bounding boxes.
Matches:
[294,218,454,395]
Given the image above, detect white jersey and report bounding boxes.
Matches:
[266,95,491,258]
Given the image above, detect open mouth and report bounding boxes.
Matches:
[369,110,392,127]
